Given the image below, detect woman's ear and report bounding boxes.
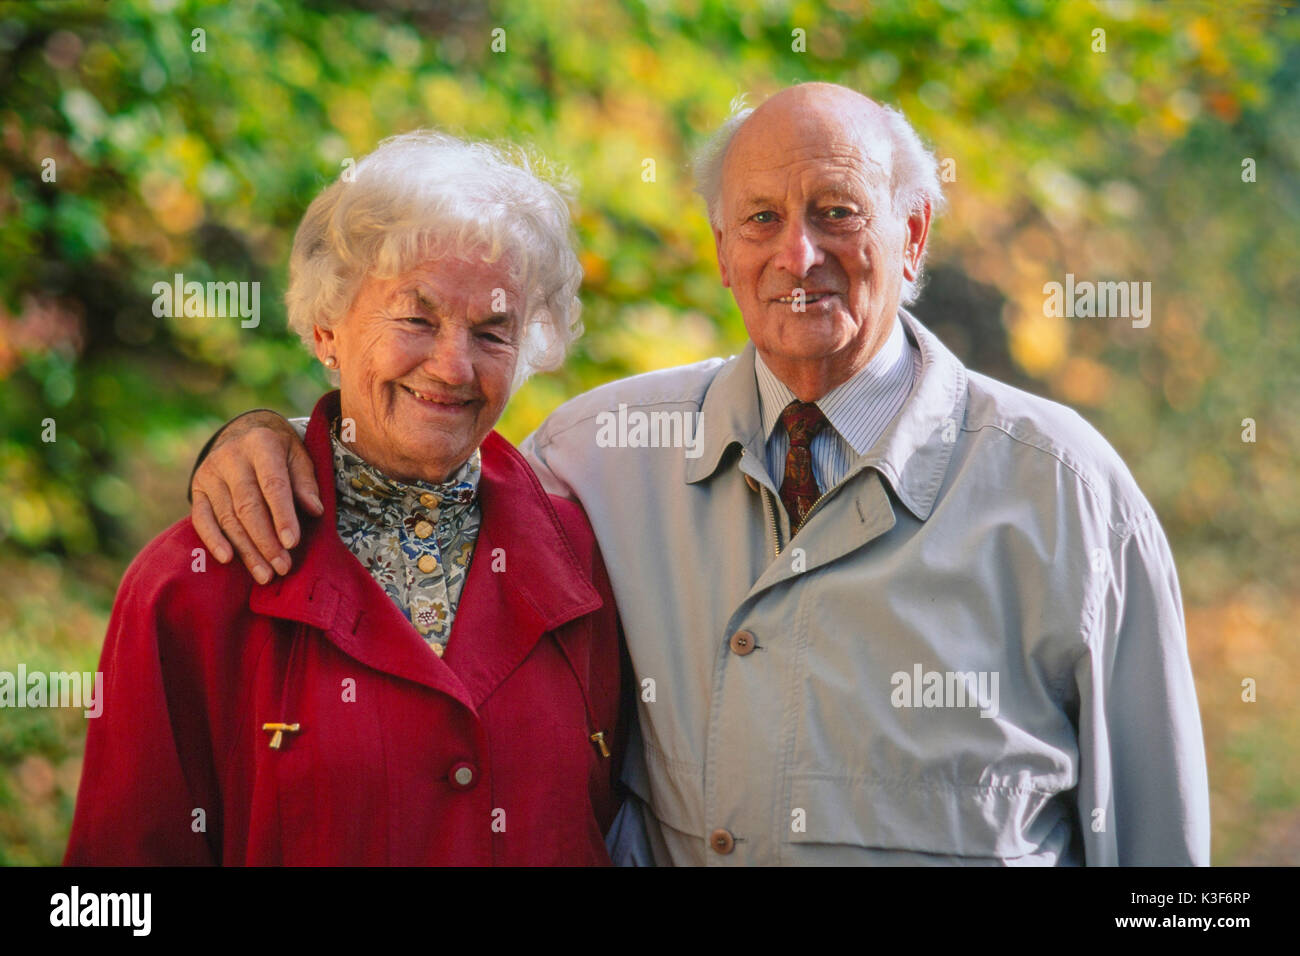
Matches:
[313,325,337,367]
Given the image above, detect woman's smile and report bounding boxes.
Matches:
[400,383,476,415]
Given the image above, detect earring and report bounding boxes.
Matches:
[324,356,338,369]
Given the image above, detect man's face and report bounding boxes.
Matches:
[316,255,521,484]
[713,93,924,396]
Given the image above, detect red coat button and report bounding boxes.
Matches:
[448,761,477,790]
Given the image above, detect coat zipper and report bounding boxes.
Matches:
[745,448,832,556]
[762,484,782,558]
[743,448,783,559]
[791,487,832,538]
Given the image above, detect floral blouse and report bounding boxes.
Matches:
[330,418,480,657]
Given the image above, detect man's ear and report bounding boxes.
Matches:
[901,200,933,282]
[713,225,731,288]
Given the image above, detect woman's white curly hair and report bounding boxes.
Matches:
[285,129,583,390]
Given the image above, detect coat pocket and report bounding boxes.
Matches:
[785,772,1072,860]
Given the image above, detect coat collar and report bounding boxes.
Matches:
[250,391,603,711]
[684,308,968,521]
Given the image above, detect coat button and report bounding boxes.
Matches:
[743,473,759,492]
[414,520,434,539]
[449,761,476,790]
[709,828,735,854]
[729,630,756,656]
[417,554,437,574]
[419,493,437,508]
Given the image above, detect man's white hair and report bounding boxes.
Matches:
[692,90,945,305]
[286,129,582,390]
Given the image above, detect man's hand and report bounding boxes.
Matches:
[190,411,323,583]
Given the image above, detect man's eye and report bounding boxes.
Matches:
[824,207,853,219]
[479,331,510,344]
[402,316,430,326]
[750,211,777,224]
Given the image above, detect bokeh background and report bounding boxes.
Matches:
[1,0,1297,865]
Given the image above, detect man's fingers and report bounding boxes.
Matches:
[227,462,293,576]
[248,435,303,551]
[203,478,276,585]
[287,441,324,517]
[189,410,303,580]
[191,490,233,564]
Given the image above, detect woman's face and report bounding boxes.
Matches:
[315,255,522,484]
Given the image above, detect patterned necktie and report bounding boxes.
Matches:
[778,400,829,530]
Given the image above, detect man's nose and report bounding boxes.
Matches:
[422,326,475,386]
[772,216,822,278]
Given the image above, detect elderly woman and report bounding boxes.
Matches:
[65,131,624,866]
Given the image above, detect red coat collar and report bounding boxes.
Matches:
[250,390,603,711]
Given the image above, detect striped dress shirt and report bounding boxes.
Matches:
[754,314,920,494]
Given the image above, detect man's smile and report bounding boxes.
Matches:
[771,291,839,305]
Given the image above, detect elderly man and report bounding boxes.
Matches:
[188,83,1210,865]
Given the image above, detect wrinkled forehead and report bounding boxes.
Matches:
[379,255,521,312]
[722,108,892,201]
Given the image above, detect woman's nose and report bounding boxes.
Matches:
[422,328,475,386]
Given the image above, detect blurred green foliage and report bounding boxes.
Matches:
[0,0,1297,864]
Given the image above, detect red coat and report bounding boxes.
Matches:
[65,391,624,865]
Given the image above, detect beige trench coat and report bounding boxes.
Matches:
[521,308,1210,866]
